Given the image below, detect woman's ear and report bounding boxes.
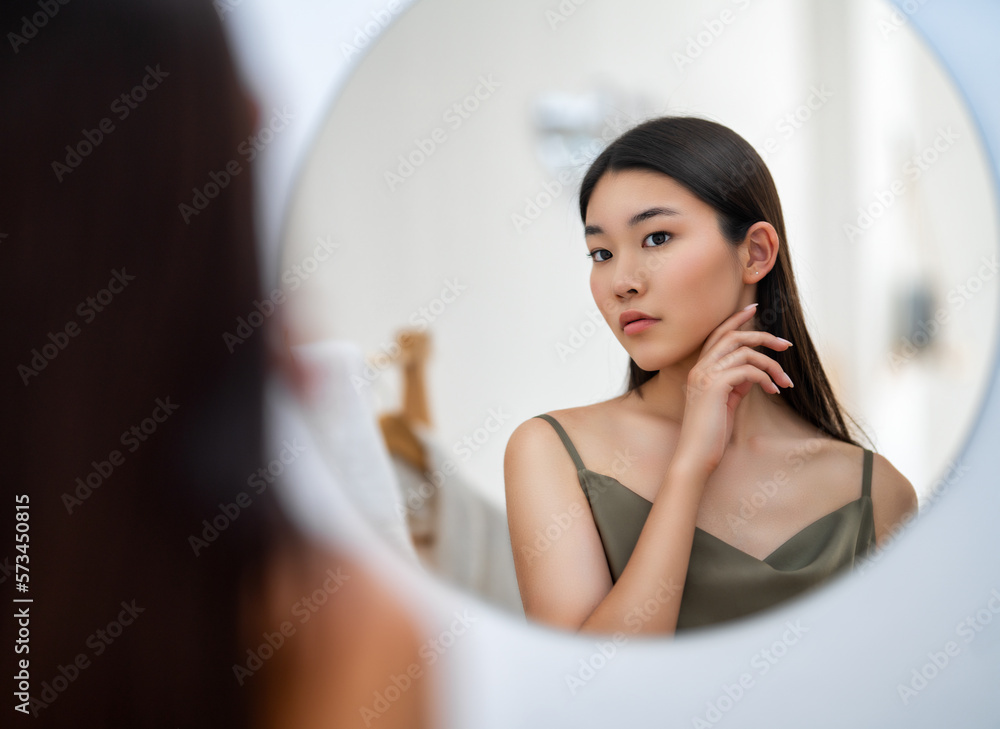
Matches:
[741,222,780,283]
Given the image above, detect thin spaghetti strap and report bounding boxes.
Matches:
[533,414,587,471]
[861,448,873,499]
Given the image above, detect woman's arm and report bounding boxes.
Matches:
[578,453,707,634]
[504,416,708,636]
[870,453,919,547]
[504,416,616,630]
[255,542,434,729]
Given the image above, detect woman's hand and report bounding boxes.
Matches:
[673,303,793,479]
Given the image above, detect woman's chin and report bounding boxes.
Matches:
[625,338,704,373]
[629,348,695,373]
[628,354,664,373]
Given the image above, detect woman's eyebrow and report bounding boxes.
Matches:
[628,206,681,226]
[585,206,681,237]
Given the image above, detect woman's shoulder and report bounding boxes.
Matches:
[503,406,604,512]
[778,434,918,544]
[540,401,616,426]
[818,439,916,501]
[506,398,625,460]
[507,399,626,447]
[866,448,919,544]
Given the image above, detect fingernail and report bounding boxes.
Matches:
[778,337,793,346]
[743,303,758,311]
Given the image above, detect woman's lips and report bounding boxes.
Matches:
[623,318,658,335]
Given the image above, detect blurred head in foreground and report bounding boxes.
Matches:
[1,0,433,726]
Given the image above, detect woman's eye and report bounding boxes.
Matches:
[644,232,672,247]
[587,249,611,262]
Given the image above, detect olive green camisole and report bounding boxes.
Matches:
[533,414,876,631]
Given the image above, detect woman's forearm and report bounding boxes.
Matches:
[577,458,707,636]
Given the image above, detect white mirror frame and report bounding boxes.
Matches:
[231,0,1000,725]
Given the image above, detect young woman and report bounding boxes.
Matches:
[504,116,918,636]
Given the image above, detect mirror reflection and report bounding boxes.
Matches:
[280,0,999,627]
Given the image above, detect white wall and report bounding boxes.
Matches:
[271,0,997,510]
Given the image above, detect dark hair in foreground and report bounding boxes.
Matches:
[578,116,868,448]
[0,0,299,725]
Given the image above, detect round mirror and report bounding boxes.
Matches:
[279,0,998,630]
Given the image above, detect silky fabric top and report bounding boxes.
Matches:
[533,414,876,631]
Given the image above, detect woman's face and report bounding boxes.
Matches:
[585,168,749,372]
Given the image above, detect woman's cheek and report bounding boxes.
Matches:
[667,276,728,351]
[590,275,614,321]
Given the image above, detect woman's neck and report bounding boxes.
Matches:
[628,355,789,449]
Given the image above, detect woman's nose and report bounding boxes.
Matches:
[612,257,647,298]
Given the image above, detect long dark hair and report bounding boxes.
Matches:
[1,0,299,725]
[578,116,869,448]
